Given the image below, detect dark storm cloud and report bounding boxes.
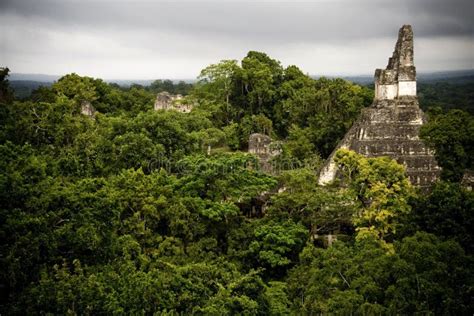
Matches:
[1,0,473,78]
[2,0,473,42]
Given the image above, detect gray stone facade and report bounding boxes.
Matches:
[375,25,417,100]
[154,91,193,113]
[248,133,281,172]
[318,25,441,189]
[461,170,474,191]
[80,100,95,117]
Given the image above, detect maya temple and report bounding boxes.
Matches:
[318,25,441,189]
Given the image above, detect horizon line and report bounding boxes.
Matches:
[7,68,474,82]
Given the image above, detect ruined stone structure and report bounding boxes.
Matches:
[318,25,441,189]
[374,25,417,100]
[461,170,474,191]
[80,100,95,118]
[248,133,281,172]
[154,91,193,113]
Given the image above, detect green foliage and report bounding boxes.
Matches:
[392,232,473,314]
[19,259,270,315]
[287,232,473,315]
[249,220,307,272]
[0,67,14,104]
[148,79,193,95]
[52,73,112,112]
[263,281,291,315]
[196,60,239,124]
[192,52,372,153]
[30,85,56,103]
[177,153,277,204]
[334,149,414,243]
[285,125,315,162]
[1,156,277,313]
[420,109,473,181]
[279,77,373,157]
[418,82,474,114]
[1,57,472,314]
[269,168,354,238]
[408,181,474,252]
[110,85,155,114]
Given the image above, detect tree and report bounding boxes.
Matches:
[176,152,277,204]
[240,52,283,115]
[190,127,226,155]
[268,168,354,239]
[390,232,473,314]
[285,125,315,162]
[408,181,474,252]
[247,219,307,277]
[0,67,14,104]
[52,73,99,106]
[287,232,473,315]
[420,109,474,181]
[197,60,239,124]
[334,149,415,244]
[239,114,274,148]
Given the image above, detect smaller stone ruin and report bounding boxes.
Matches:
[154,91,193,113]
[248,133,281,172]
[461,170,474,191]
[80,100,95,118]
[312,233,338,248]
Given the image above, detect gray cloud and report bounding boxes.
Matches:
[1,0,473,78]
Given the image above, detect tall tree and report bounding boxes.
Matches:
[334,149,414,244]
[0,67,14,104]
[420,109,474,181]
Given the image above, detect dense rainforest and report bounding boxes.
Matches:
[0,52,473,315]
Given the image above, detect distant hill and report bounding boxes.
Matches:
[330,69,474,85]
[10,70,474,86]
[8,73,61,82]
[8,73,195,86]
[8,74,197,99]
[10,80,53,99]
[418,70,474,84]
[9,70,474,99]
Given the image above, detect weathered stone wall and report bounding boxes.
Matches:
[248,133,281,172]
[248,133,273,155]
[318,25,440,189]
[375,84,398,100]
[80,100,95,117]
[154,92,193,113]
[398,81,417,96]
[461,170,474,191]
[374,25,417,100]
[154,92,173,111]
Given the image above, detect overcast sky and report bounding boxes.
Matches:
[1,0,473,79]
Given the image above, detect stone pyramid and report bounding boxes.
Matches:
[318,25,441,189]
